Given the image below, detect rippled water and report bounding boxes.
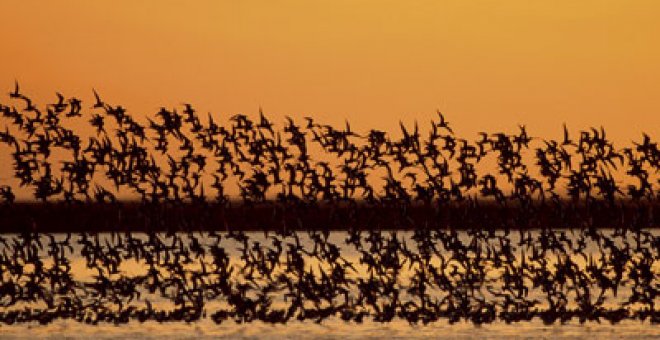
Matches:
[2,318,659,339]
[1,230,658,339]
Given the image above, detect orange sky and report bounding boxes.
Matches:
[1,0,658,143]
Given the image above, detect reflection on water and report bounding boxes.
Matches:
[0,229,658,338]
[2,318,659,339]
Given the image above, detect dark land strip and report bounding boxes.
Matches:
[1,199,659,233]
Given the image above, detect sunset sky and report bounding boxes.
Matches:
[1,0,658,143]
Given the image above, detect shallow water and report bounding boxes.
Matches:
[2,318,660,339]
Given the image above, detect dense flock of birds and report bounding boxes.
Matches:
[0,82,657,211]
[0,228,658,325]
[0,83,658,326]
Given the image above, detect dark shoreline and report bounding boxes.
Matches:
[1,199,659,233]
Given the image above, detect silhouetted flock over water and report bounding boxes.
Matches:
[0,83,658,326]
